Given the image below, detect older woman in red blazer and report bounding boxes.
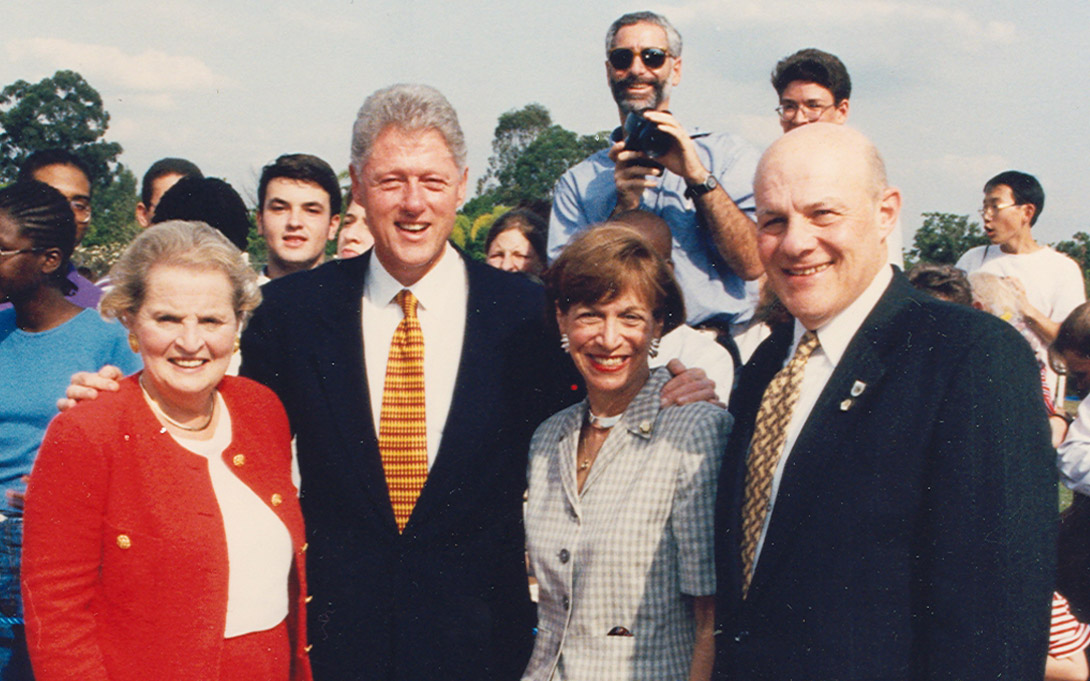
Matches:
[22,221,312,681]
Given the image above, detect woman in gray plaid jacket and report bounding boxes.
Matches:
[522,225,731,681]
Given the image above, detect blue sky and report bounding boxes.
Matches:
[3,0,1087,246]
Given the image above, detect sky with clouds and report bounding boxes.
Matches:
[3,0,1086,246]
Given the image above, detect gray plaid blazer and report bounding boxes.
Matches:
[523,368,731,681]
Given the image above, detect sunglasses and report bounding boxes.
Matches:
[608,47,670,71]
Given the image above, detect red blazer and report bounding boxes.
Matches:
[22,374,313,681]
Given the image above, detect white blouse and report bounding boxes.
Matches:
[169,393,294,637]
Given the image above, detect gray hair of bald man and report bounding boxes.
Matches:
[605,11,682,57]
[349,83,467,172]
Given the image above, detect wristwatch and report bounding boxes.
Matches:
[684,173,718,200]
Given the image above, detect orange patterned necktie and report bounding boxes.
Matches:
[739,331,819,597]
[378,289,428,532]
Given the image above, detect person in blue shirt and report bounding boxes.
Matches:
[549,11,763,329]
[0,181,140,679]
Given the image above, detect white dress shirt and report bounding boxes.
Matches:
[753,265,893,566]
[362,243,467,468]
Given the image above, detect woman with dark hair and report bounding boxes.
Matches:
[0,181,141,678]
[484,208,547,277]
[522,224,730,681]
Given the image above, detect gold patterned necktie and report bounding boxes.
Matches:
[739,330,819,597]
[378,289,428,532]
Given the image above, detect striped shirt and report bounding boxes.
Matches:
[1051,593,1090,658]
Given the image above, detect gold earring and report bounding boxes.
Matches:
[233,336,240,354]
[128,334,139,354]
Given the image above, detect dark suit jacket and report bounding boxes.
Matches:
[713,271,1056,681]
[241,251,578,681]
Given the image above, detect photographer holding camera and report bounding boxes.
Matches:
[549,11,763,332]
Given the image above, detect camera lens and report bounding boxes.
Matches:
[623,112,672,158]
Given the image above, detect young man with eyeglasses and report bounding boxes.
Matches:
[549,11,763,334]
[957,171,1084,411]
[9,149,102,310]
[768,48,904,269]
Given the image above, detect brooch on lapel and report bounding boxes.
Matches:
[840,380,867,411]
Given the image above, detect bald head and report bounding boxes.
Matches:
[610,210,673,263]
[758,124,887,204]
[753,124,901,330]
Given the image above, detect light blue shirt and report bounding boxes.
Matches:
[548,127,761,325]
[0,308,141,514]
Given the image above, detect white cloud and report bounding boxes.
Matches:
[5,38,234,92]
[660,0,1018,50]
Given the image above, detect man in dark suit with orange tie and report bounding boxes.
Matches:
[242,84,714,681]
[713,123,1056,680]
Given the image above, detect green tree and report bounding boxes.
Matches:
[0,70,123,189]
[476,103,553,197]
[906,212,989,267]
[493,125,608,208]
[82,165,138,247]
[471,103,610,212]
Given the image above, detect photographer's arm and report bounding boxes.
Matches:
[640,110,763,280]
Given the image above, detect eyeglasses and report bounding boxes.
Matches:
[608,47,670,71]
[0,247,44,259]
[978,202,1018,218]
[775,102,836,122]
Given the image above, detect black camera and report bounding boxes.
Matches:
[623,111,673,158]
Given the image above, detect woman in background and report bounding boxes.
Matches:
[0,181,140,680]
[484,208,547,278]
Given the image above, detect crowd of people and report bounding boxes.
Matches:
[1,9,1089,681]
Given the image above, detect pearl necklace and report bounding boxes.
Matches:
[139,375,216,432]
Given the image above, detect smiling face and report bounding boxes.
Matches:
[351,126,467,286]
[606,21,681,117]
[755,125,899,331]
[256,177,339,278]
[556,287,663,413]
[129,264,239,416]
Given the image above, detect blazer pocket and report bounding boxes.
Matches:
[99,521,166,618]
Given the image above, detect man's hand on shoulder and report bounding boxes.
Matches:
[660,358,724,408]
[57,365,124,412]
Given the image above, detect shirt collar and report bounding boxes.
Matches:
[792,265,893,368]
[366,242,462,311]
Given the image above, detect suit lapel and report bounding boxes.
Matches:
[309,252,398,532]
[746,276,913,597]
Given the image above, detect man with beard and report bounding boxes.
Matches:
[548,11,763,332]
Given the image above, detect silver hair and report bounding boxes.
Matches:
[605,11,682,57]
[349,83,467,173]
[100,220,262,327]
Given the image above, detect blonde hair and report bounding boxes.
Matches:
[100,220,261,326]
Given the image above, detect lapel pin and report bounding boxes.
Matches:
[850,380,866,397]
[840,398,853,411]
